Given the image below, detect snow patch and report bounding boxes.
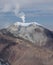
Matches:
[14,22,40,26]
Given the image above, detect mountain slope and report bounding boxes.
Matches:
[0,33,53,65]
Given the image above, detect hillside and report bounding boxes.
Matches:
[0,32,53,65]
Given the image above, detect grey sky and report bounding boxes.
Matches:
[0,0,53,14]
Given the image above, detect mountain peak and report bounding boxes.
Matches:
[14,22,40,27]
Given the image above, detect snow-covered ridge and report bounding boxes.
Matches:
[14,22,40,26]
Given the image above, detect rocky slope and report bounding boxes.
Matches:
[0,32,53,65]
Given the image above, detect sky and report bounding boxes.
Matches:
[0,0,53,30]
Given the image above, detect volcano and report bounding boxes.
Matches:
[0,22,53,65]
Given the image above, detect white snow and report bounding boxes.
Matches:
[14,22,40,26]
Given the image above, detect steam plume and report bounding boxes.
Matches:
[19,12,25,23]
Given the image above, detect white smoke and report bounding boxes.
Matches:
[19,12,25,23]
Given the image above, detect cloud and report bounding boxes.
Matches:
[0,0,53,18]
[0,0,20,15]
[0,0,53,11]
